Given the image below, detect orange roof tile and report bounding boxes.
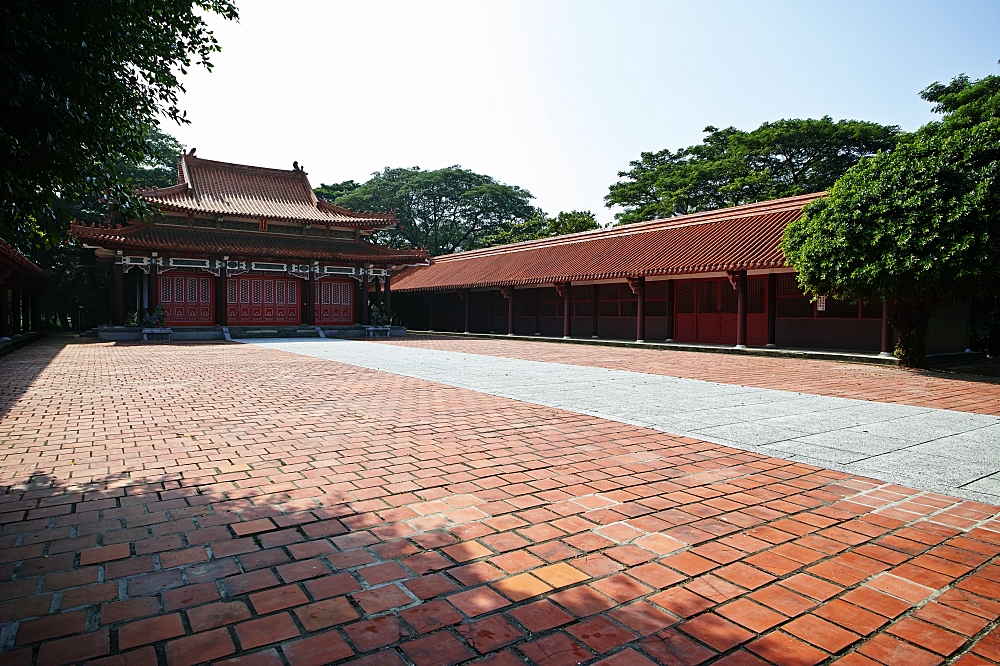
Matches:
[391,193,824,291]
[0,236,50,282]
[139,153,396,228]
[70,221,427,266]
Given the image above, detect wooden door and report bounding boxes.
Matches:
[227,275,301,325]
[314,279,354,325]
[159,271,214,326]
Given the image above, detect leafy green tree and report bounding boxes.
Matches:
[1,0,238,251]
[782,71,1000,366]
[606,117,901,224]
[35,127,184,329]
[334,166,536,256]
[315,180,361,203]
[481,210,601,247]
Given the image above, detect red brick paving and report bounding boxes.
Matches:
[2,337,1000,665]
[374,335,1000,416]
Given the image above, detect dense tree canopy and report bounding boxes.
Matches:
[1,0,238,250]
[329,166,536,256]
[314,180,361,203]
[480,210,601,247]
[39,128,185,330]
[606,117,901,224]
[782,70,1000,366]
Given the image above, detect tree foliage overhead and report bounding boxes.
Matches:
[480,210,601,247]
[329,166,536,256]
[606,117,902,224]
[782,69,1000,366]
[314,180,361,203]
[1,0,238,250]
[56,128,183,225]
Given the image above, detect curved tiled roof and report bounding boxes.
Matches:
[0,236,50,282]
[139,153,396,228]
[71,221,427,265]
[392,193,824,291]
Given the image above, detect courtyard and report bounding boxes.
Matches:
[2,336,1000,666]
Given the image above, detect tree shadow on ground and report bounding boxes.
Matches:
[0,336,69,421]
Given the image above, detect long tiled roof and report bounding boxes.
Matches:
[0,236,50,282]
[392,193,824,291]
[70,221,427,265]
[138,153,396,228]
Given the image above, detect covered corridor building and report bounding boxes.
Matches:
[391,194,970,355]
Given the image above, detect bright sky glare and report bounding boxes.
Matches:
[171,1,1000,225]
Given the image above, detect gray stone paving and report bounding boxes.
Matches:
[245,339,1000,503]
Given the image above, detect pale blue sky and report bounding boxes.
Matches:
[173,1,1000,224]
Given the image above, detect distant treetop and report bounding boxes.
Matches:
[606,116,902,224]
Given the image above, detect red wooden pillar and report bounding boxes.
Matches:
[32,291,41,331]
[360,268,370,325]
[459,289,469,333]
[301,274,313,326]
[216,263,228,326]
[665,279,675,341]
[384,274,392,322]
[0,283,9,339]
[148,257,159,310]
[556,283,571,339]
[636,278,645,342]
[732,270,748,348]
[766,273,777,347]
[501,287,513,336]
[113,259,125,325]
[11,286,21,334]
[20,289,29,332]
[880,300,893,356]
[535,287,541,335]
[29,290,38,331]
[627,277,645,342]
[592,285,599,338]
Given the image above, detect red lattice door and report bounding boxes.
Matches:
[227,275,301,325]
[314,279,354,325]
[159,271,214,325]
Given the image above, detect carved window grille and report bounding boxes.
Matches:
[776,274,814,318]
[748,277,766,314]
[252,280,262,304]
[572,285,593,317]
[645,280,669,317]
[187,277,197,303]
[228,280,237,304]
[818,297,861,318]
[287,281,297,304]
[676,282,695,313]
[698,281,718,314]
[240,279,249,304]
[539,287,563,317]
[513,288,535,317]
[322,282,330,305]
[200,278,211,303]
[331,282,341,305]
[264,280,273,304]
[161,277,171,303]
[862,299,882,319]
[719,280,738,314]
[174,277,185,303]
[276,281,285,304]
[341,283,351,305]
